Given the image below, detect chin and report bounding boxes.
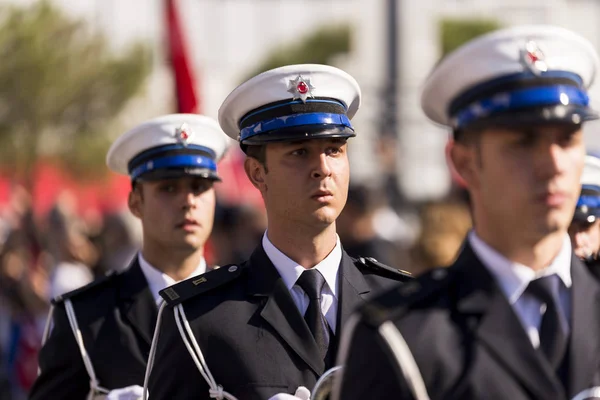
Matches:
[177,236,204,250]
[312,209,340,226]
[534,213,568,237]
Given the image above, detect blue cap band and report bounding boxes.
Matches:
[577,195,600,209]
[240,112,353,142]
[128,144,216,172]
[239,99,347,127]
[130,154,217,180]
[454,85,589,129]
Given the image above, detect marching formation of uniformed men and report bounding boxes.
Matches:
[29,114,230,399]
[28,24,600,400]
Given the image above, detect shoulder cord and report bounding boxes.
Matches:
[37,304,56,377]
[332,314,430,400]
[378,320,430,400]
[142,301,166,400]
[142,302,237,400]
[173,303,237,400]
[64,299,110,397]
[40,304,55,346]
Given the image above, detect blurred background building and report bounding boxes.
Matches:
[1,0,600,398]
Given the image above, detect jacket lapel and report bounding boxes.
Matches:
[118,259,157,348]
[336,251,370,334]
[567,255,600,398]
[246,245,325,376]
[454,243,565,399]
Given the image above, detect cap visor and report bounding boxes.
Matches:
[241,125,355,146]
[464,104,598,131]
[135,168,221,182]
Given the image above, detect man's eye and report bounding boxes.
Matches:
[160,185,176,193]
[514,135,536,147]
[558,132,578,147]
[327,147,342,156]
[191,181,213,194]
[291,149,307,156]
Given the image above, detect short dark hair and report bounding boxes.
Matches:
[245,145,268,172]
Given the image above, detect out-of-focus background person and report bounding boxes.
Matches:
[569,154,600,278]
[1,0,600,398]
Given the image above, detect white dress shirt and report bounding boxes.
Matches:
[468,231,572,348]
[262,232,341,334]
[138,253,207,306]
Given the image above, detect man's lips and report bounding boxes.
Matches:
[311,190,334,201]
[176,218,199,230]
[536,191,568,207]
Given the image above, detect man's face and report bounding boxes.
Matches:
[569,218,600,260]
[128,176,216,252]
[456,124,585,241]
[250,138,350,229]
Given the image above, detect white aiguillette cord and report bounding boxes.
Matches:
[63,299,110,398]
[143,301,238,400]
[378,321,430,400]
[333,314,430,400]
[41,304,55,346]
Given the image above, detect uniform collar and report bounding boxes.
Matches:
[468,230,572,304]
[138,253,206,305]
[262,231,341,298]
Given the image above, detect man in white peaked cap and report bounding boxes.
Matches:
[569,154,600,277]
[30,114,230,400]
[335,25,600,400]
[147,64,411,400]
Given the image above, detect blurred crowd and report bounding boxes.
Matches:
[0,181,472,399]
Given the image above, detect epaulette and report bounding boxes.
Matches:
[160,263,245,307]
[360,267,452,328]
[357,256,413,282]
[51,270,118,305]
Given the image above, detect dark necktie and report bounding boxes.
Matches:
[296,269,328,361]
[526,275,569,371]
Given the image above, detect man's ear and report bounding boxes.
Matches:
[244,157,267,192]
[449,141,480,190]
[128,187,142,219]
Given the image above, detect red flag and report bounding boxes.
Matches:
[166,0,199,113]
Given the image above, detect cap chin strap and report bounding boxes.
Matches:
[143,302,238,400]
[63,299,110,399]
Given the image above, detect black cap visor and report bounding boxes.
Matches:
[241,124,355,147]
[462,104,598,131]
[134,167,221,182]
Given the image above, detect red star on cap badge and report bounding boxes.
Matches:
[521,40,548,75]
[287,75,315,103]
[175,123,193,146]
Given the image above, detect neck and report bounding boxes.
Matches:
[475,226,565,271]
[141,241,204,282]
[266,221,338,269]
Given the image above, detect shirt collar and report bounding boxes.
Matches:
[138,253,207,305]
[468,231,572,304]
[262,231,341,298]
